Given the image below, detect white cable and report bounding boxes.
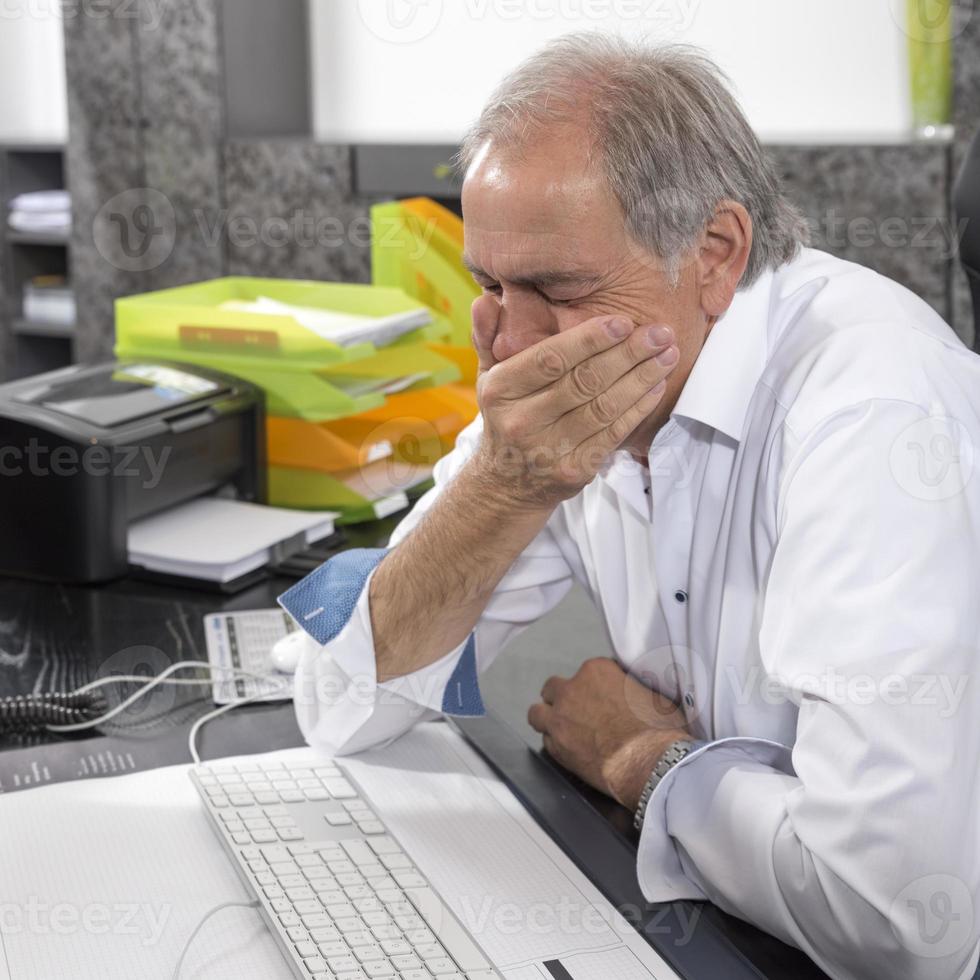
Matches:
[187,689,289,767]
[171,900,261,980]
[47,661,289,733]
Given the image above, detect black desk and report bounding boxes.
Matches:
[0,558,828,980]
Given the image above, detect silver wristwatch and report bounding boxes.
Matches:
[633,739,699,830]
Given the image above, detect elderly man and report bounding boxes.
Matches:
[282,34,980,980]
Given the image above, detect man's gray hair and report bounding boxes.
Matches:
[457,33,809,287]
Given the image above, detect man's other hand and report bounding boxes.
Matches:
[528,657,690,812]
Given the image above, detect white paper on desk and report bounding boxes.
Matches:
[0,723,678,980]
[128,498,338,583]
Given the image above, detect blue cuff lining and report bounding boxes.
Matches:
[278,546,486,717]
[441,634,485,717]
[277,548,387,645]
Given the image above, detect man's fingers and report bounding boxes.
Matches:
[531,323,675,420]
[491,314,638,399]
[471,294,501,374]
[571,376,671,467]
[540,674,567,705]
[554,342,678,443]
[527,701,552,733]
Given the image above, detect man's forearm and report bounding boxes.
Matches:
[369,455,555,682]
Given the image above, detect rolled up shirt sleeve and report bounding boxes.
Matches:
[280,416,575,756]
[637,400,980,980]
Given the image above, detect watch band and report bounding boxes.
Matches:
[633,738,700,831]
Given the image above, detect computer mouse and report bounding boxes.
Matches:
[270,630,310,674]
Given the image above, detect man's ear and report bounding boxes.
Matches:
[697,201,753,318]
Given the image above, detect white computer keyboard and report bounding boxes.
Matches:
[190,757,500,980]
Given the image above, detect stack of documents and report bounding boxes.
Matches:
[127,498,338,583]
[219,296,431,348]
[22,275,76,326]
[8,189,71,235]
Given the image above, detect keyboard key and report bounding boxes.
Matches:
[254,792,279,805]
[229,793,253,806]
[327,956,359,973]
[380,854,412,871]
[303,956,328,973]
[390,954,421,971]
[279,829,305,841]
[263,804,288,817]
[302,912,331,929]
[380,939,409,956]
[309,926,341,943]
[296,854,322,868]
[208,794,229,807]
[423,958,456,975]
[231,832,251,845]
[261,845,291,863]
[341,840,376,865]
[295,900,322,915]
[286,925,308,942]
[392,872,427,890]
[325,903,357,919]
[318,940,349,957]
[325,811,353,826]
[396,972,430,980]
[324,778,357,798]
[359,821,386,835]
[251,830,278,844]
[295,941,319,957]
[281,790,305,802]
[317,889,346,905]
[362,960,394,977]
[342,799,369,812]
[286,886,316,901]
[352,943,385,963]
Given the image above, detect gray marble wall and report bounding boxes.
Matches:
[770,144,953,322]
[952,1,980,346]
[64,0,226,363]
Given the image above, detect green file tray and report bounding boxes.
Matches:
[268,465,435,525]
[114,277,460,420]
[371,200,480,349]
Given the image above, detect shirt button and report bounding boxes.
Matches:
[674,590,688,603]
[684,692,695,708]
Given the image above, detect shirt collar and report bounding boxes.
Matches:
[669,266,775,443]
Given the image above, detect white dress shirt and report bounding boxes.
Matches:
[283,247,980,980]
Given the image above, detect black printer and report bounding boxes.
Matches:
[0,360,265,583]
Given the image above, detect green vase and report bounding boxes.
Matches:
[907,0,954,139]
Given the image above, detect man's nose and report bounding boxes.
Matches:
[491,291,555,362]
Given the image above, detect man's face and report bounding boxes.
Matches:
[461,131,716,450]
